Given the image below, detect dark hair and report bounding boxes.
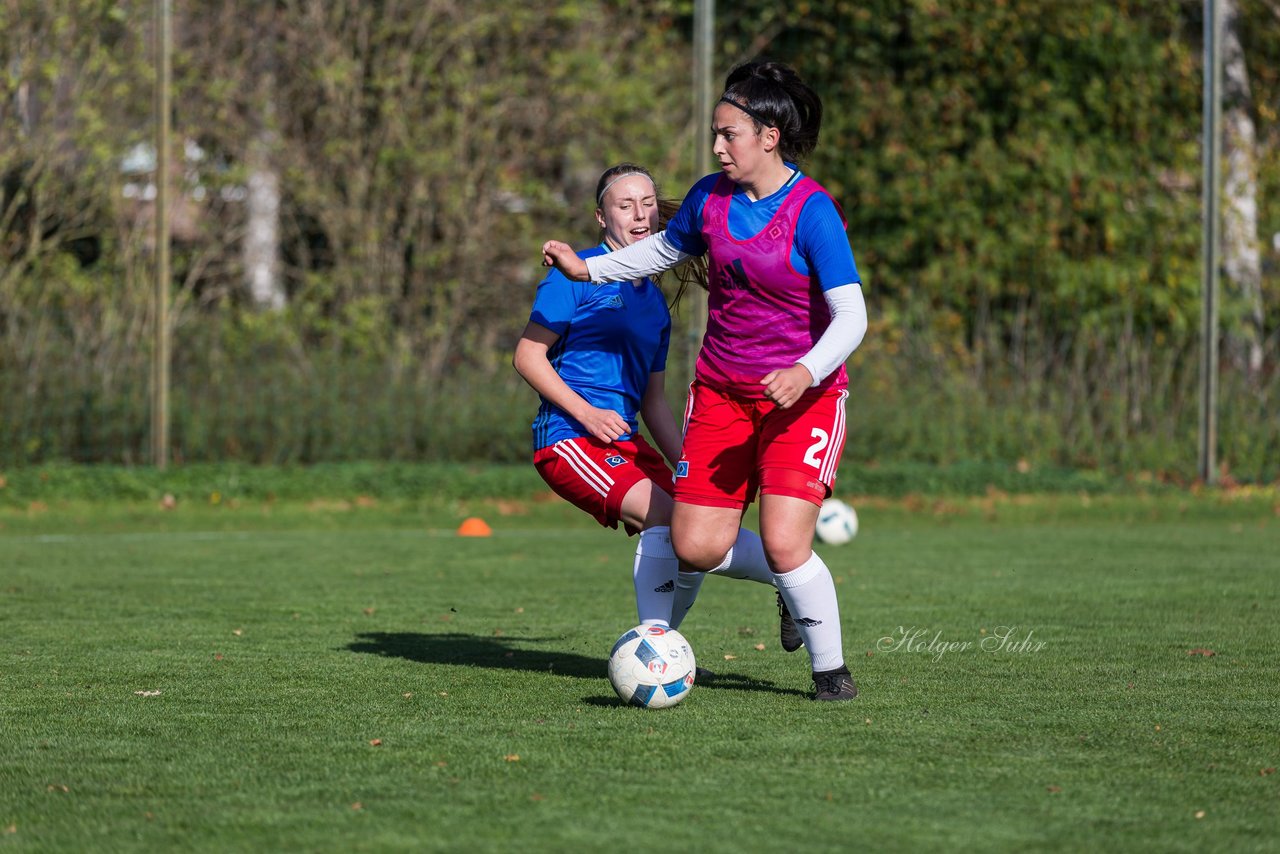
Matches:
[593,163,707,310]
[720,60,822,162]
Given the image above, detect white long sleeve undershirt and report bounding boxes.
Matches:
[583,232,868,388]
[797,283,867,386]
[584,231,690,283]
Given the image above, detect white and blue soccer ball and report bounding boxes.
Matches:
[815,498,859,546]
[607,624,696,709]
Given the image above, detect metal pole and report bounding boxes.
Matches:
[693,0,714,208]
[688,0,714,385]
[1199,0,1220,484]
[151,0,171,468]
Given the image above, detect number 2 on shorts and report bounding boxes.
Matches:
[803,427,830,468]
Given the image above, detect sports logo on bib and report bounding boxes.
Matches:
[720,258,757,295]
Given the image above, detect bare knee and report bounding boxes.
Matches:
[757,494,821,572]
[671,503,743,571]
[671,529,734,571]
[618,479,674,532]
[762,540,811,574]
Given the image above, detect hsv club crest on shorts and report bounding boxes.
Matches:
[675,461,690,478]
[604,455,626,467]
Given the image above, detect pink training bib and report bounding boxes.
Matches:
[695,175,849,397]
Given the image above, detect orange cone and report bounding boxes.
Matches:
[457,517,492,537]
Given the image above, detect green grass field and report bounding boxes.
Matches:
[1,491,1277,852]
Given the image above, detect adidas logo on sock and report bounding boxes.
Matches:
[653,580,675,593]
[795,617,823,627]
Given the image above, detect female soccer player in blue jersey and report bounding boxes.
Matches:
[542,64,869,701]
[514,163,784,637]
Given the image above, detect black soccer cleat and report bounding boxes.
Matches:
[812,667,859,701]
[777,591,804,652]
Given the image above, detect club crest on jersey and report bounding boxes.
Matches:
[675,461,689,478]
[604,455,626,467]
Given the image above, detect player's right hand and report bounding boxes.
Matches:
[542,241,591,281]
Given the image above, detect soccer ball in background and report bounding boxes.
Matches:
[814,498,859,545]
[607,624,697,708]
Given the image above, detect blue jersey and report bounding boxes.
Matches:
[663,169,860,290]
[528,245,671,450]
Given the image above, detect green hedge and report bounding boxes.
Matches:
[0,459,1151,507]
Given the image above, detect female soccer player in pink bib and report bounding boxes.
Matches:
[542,63,868,701]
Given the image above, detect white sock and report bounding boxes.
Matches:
[707,527,775,585]
[669,570,704,630]
[774,551,845,672]
[633,526,677,626]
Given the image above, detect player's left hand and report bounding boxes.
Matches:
[759,364,813,409]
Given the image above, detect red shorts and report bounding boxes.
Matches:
[674,380,849,510]
[533,435,673,532]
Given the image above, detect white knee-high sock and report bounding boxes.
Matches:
[774,551,845,672]
[633,526,677,626]
[707,528,774,585]
[669,570,704,630]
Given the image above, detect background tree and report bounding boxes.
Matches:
[1223,0,1265,380]
[0,1,154,461]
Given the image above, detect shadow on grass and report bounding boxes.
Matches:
[346,631,808,698]
[347,631,601,678]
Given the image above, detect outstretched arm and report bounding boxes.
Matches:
[584,231,692,283]
[543,232,693,284]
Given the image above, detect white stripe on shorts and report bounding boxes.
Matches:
[819,389,849,484]
[681,382,696,439]
[553,439,614,497]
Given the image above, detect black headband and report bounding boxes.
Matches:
[718,96,775,128]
